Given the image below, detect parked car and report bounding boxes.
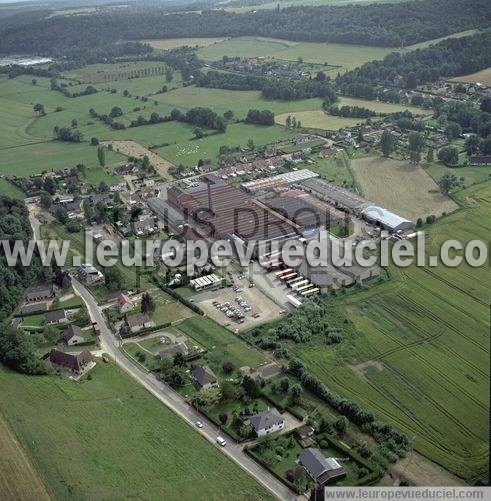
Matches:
[216,436,227,447]
[196,420,203,428]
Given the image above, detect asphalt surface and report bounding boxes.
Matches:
[71,279,299,501]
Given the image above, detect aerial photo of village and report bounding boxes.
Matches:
[0,0,489,499]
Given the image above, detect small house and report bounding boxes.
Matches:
[49,349,93,375]
[44,309,67,325]
[58,325,85,346]
[126,313,154,333]
[248,408,284,437]
[298,448,346,486]
[191,365,218,391]
[116,293,133,314]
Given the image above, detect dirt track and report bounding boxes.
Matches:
[103,140,173,179]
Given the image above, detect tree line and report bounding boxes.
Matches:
[0,0,487,57]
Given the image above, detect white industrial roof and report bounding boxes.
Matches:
[242,169,318,190]
[361,206,411,229]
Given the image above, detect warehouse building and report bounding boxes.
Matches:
[299,178,368,213]
[361,206,413,233]
[241,169,318,193]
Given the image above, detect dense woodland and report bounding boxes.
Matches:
[338,31,491,91]
[0,0,488,56]
[0,197,49,375]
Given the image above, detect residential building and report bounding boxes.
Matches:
[58,325,85,346]
[191,365,218,391]
[20,302,48,315]
[248,408,285,437]
[298,448,346,486]
[77,263,104,285]
[25,284,58,303]
[49,349,93,375]
[116,293,133,314]
[44,309,68,325]
[126,313,154,333]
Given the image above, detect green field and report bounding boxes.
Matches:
[198,36,394,69]
[0,363,274,500]
[309,149,357,187]
[276,110,361,130]
[337,96,426,115]
[154,86,324,119]
[289,182,490,484]
[175,316,267,369]
[425,161,491,189]
[156,122,296,166]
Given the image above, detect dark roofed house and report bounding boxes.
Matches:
[298,448,346,486]
[25,284,58,303]
[49,349,93,375]
[469,156,491,166]
[126,313,154,333]
[248,408,285,437]
[44,309,67,325]
[58,325,85,346]
[191,365,218,391]
[297,425,315,446]
[20,302,48,315]
[255,362,282,381]
[11,317,23,329]
[132,218,156,236]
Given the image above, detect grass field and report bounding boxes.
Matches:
[221,0,406,12]
[337,96,426,116]
[0,178,25,198]
[175,316,267,369]
[198,36,394,70]
[450,67,491,86]
[156,122,296,166]
[290,182,490,484]
[425,161,491,189]
[154,86,324,119]
[0,363,274,500]
[350,156,458,220]
[0,414,50,501]
[276,110,362,130]
[143,37,229,50]
[309,149,356,188]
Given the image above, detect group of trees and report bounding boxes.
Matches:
[169,107,227,132]
[245,109,275,126]
[196,70,337,102]
[0,0,487,56]
[53,125,82,142]
[325,104,376,118]
[50,78,97,98]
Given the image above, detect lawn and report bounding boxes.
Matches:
[197,36,394,70]
[175,316,267,369]
[0,363,274,500]
[0,177,25,199]
[337,96,426,116]
[289,182,491,484]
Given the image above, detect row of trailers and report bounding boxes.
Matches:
[274,268,319,306]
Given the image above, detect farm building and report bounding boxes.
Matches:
[299,178,368,213]
[361,206,413,232]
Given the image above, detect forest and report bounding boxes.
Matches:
[0,0,488,56]
[338,31,491,92]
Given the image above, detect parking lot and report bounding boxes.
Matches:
[193,273,283,331]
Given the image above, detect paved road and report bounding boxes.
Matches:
[71,278,299,501]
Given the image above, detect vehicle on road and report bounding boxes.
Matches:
[196,420,203,428]
[216,436,227,446]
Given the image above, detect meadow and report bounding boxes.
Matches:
[142,37,229,51]
[0,415,50,501]
[424,161,491,189]
[450,67,491,86]
[197,36,394,69]
[155,122,296,166]
[290,182,491,484]
[350,156,458,220]
[276,110,362,130]
[0,363,274,500]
